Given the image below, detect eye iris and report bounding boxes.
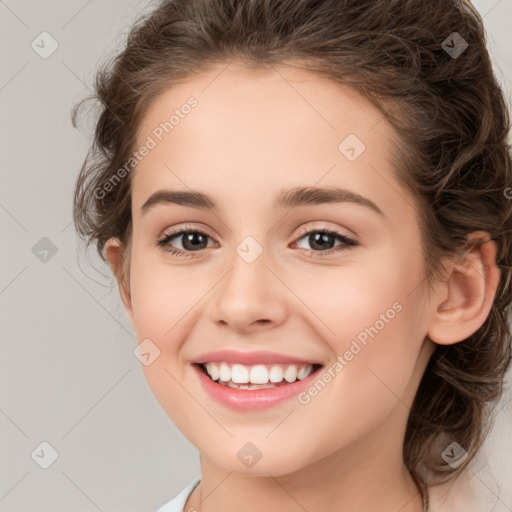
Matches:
[309,232,334,251]
[182,232,208,251]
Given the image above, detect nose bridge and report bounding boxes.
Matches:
[220,235,272,304]
[209,234,287,331]
[233,236,268,286]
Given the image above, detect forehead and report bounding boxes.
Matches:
[135,62,386,150]
[131,62,413,223]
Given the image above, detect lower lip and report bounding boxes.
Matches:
[192,363,322,411]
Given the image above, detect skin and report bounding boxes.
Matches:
[105,61,500,512]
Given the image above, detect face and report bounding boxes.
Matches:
[116,62,436,476]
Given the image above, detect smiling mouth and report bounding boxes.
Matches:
[194,362,324,390]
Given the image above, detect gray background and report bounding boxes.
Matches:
[1,1,511,511]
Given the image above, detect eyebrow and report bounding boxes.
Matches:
[140,186,385,216]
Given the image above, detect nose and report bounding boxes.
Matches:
[208,247,288,334]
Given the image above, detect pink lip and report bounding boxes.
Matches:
[191,350,322,366]
[191,362,323,411]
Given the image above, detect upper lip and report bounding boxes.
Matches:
[191,350,324,366]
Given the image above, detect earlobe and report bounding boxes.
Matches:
[427,233,500,346]
[104,237,134,327]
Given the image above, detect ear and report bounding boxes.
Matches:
[427,232,501,345]
[105,237,134,328]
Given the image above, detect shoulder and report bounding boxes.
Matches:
[155,478,201,512]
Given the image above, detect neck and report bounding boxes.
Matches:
[187,411,425,512]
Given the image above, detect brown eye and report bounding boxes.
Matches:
[157,229,215,257]
[294,229,358,255]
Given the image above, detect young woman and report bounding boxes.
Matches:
[72,0,512,510]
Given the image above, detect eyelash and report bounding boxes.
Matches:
[156,224,358,259]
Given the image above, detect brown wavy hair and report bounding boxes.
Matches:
[72,0,512,495]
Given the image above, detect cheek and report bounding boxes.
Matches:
[127,254,199,431]
[287,296,423,462]
[127,246,225,400]
[128,245,198,340]
[289,248,415,343]
[294,248,424,404]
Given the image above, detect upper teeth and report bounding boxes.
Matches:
[204,362,314,384]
